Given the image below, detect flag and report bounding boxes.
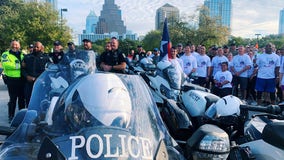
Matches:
[255,43,259,49]
[159,18,172,61]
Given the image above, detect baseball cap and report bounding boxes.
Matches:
[29,44,34,48]
[53,40,62,46]
[153,48,158,52]
[67,42,74,46]
[177,43,183,47]
[82,39,91,43]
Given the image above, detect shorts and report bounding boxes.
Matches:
[255,78,276,93]
[232,76,248,89]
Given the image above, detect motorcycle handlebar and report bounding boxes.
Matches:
[240,104,282,115]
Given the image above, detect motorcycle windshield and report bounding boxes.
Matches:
[47,73,175,158]
[163,65,182,90]
[28,59,91,114]
[0,73,180,159]
[28,64,70,113]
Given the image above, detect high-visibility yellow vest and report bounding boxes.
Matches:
[1,50,24,78]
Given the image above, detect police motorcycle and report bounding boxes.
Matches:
[0,72,189,159]
[0,58,90,137]
[0,56,225,160]
[129,59,233,159]
[225,104,284,159]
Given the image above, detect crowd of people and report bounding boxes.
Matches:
[164,42,282,106]
[0,39,96,121]
[124,42,283,107]
[1,38,284,122]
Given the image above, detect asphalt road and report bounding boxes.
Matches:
[0,76,9,127]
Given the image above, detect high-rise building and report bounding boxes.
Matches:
[203,0,232,30]
[25,0,57,9]
[95,0,126,35]
[45,0,57,9]
[279,8,284,35]
[155,3,179,30]
[86,11,98,34]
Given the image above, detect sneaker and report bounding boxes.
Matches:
[250,101,257,106]
[241,99,247,104]
[279,101,284,105]
[8,117,12,123]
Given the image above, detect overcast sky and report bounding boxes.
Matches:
[58,0,284,39]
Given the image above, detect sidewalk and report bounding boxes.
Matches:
[0,77,10,127]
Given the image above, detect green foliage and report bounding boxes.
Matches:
[118,39,140,55]
[142,5,230,50]
[91,38,140,55]
[0,0,72,53]
[142,30,161,52]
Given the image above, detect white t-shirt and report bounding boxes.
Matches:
[180,54,197,75]
[211,55,229,76]
[170,58,184,74]
[279,58,284,85]
[191,51,199,58]
[247,56,256,77]
[214,70,233,88]
[231,54,252,77]
[196,54,212,77]
[256,53,280,79]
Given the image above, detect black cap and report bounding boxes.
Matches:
[82,39,91,43]
[67,42,74,46]
[53,40,62,46]
[137,45,142,48]
[177,43,183,47]
[212,46,218,50]
[223,45,229,49]
[29,44,34,48]
[153,48,158,52]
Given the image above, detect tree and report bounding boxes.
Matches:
[153,5,231,49]
[142,30,161,52]
[0,0,72,53]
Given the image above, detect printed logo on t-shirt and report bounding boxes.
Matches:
[220,76,225,82]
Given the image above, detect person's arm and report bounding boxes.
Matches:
[21,57,36,82]
[280,72,283,87]
[112,52,127,71]
[112,62,126,71]
[275,66,280,79]
[100,62,112,71]
[207,66,212,78]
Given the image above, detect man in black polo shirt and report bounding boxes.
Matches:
[100,37,126,73]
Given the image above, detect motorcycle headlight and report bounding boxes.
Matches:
[198,135,230,153]
[160,84,171,98]
[186,124,230,160]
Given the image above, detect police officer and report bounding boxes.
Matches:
[76,39,97,73]
[21,41,50,106]
[100,37,126,73]
[1,40,26,121]
[65,42,77,62]
[133,45,146,63]
[49,40,65,64]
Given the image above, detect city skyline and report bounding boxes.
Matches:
[58,0,284,39]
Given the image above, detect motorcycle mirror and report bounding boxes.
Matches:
[37,136,66,160]
[154,140,169,160]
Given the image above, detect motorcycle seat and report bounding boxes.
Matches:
[182,83,210,92]
[262,122,284,150]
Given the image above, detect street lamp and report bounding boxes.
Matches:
[255,33,261,40]
[255,33,261,50]
[60,8,68,29]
